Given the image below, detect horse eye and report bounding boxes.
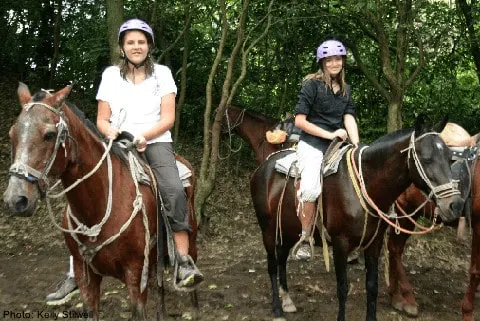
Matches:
[44,131,57,141]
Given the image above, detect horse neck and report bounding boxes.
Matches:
[359,132,412,210]
[60,107,115,209]
[228,110,279,163]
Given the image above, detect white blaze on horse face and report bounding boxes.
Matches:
[435,141,445,150]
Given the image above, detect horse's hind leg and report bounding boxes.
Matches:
[277,244,296,313]
[461,218,480,321]
[266,248,284,320]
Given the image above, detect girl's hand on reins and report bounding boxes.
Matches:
[107,127,121,140]
[133,135,147,152]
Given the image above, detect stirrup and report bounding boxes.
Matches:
[173,255,204,292]
[291,235,314,261]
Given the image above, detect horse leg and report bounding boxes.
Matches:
[461,218,480,321]
[124,269,148,321]
[364,248,380,321]
[332,238,349,321]
[267,248,284,320]
[277,244,296,313]
[387,227,418,316]
[74,265,102,321]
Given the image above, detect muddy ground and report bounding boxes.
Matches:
[0,82,475,321]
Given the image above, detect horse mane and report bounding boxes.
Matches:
[239,107,279,128]
[366,128,413,158]
[32,91,127,163]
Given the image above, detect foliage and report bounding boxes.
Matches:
[1,0,479,141]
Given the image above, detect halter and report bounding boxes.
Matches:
[9,102,70,198]
[353,131,460,235]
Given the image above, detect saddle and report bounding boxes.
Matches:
[440,123,478,161]
[274,138,351,178]
[114,131,192,187]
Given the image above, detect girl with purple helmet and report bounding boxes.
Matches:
[292,39,360,261]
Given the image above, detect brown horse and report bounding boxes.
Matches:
[224,106,297,163]
[250,116,464,321]
[386,138,480,320]
[3,83,198,321]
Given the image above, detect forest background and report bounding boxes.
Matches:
[1,0,480,226]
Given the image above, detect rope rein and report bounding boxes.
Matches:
[350,131,460,236]
[16,101,152,293]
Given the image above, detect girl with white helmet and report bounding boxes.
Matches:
[292,39,360,261]
[46,20,203,303]
[96,18,204,288]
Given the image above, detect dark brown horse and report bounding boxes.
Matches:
[250,117,464,321]
[3,83,198,321]
[386,138,480,321]
[224,106,297,163]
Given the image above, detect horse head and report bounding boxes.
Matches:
[408,115,464,223]
[3,83,75,216]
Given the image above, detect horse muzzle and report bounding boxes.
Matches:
[3,177,39,217]
[435,195,464,223]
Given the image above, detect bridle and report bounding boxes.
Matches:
[8,102,72,198]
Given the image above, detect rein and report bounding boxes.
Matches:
[349,131,460,236]
[219,108,245,160]
[11,101,153,293]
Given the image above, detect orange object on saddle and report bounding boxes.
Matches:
[440,122,474,147]
[266,129,287,144]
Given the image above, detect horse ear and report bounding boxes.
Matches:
[413,114,427,134]
[17,82,32,107]
[46,85,73,109]
[432,116,448,133]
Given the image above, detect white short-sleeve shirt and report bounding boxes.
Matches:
[96,64,177,143]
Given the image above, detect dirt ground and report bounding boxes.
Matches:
[0,155,475,321]
[0,85,476,321]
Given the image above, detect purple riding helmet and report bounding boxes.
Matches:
[316,40,346,62]
[118,18,154,45]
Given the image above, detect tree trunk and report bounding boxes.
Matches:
[387,96,403,133]
[456,0,480,84]
[174,12,191,143]
[195,0,273,227]
[49,0,62,88]
[105,0,124,65]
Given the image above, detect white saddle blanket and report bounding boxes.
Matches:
[176,160,192,187]
[275,145,350,178]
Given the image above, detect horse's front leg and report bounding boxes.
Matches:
[74,264,102,321]
[332,237,349,321]
[364,247,380,321]
[387,225,418,316]
[124,264,148,321]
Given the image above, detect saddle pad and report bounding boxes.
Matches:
[274,145,350,178]
[176,160,192,187]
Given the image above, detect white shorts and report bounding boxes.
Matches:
[296,140,323,202]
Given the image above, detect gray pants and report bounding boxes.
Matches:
[144,142,190,232]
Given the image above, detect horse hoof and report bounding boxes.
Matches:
[391,299,404,312]
[403,303,419,317]
[273,318,287,321]
[282,302,297,313]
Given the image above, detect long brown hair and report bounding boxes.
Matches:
[303,56,347,96]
